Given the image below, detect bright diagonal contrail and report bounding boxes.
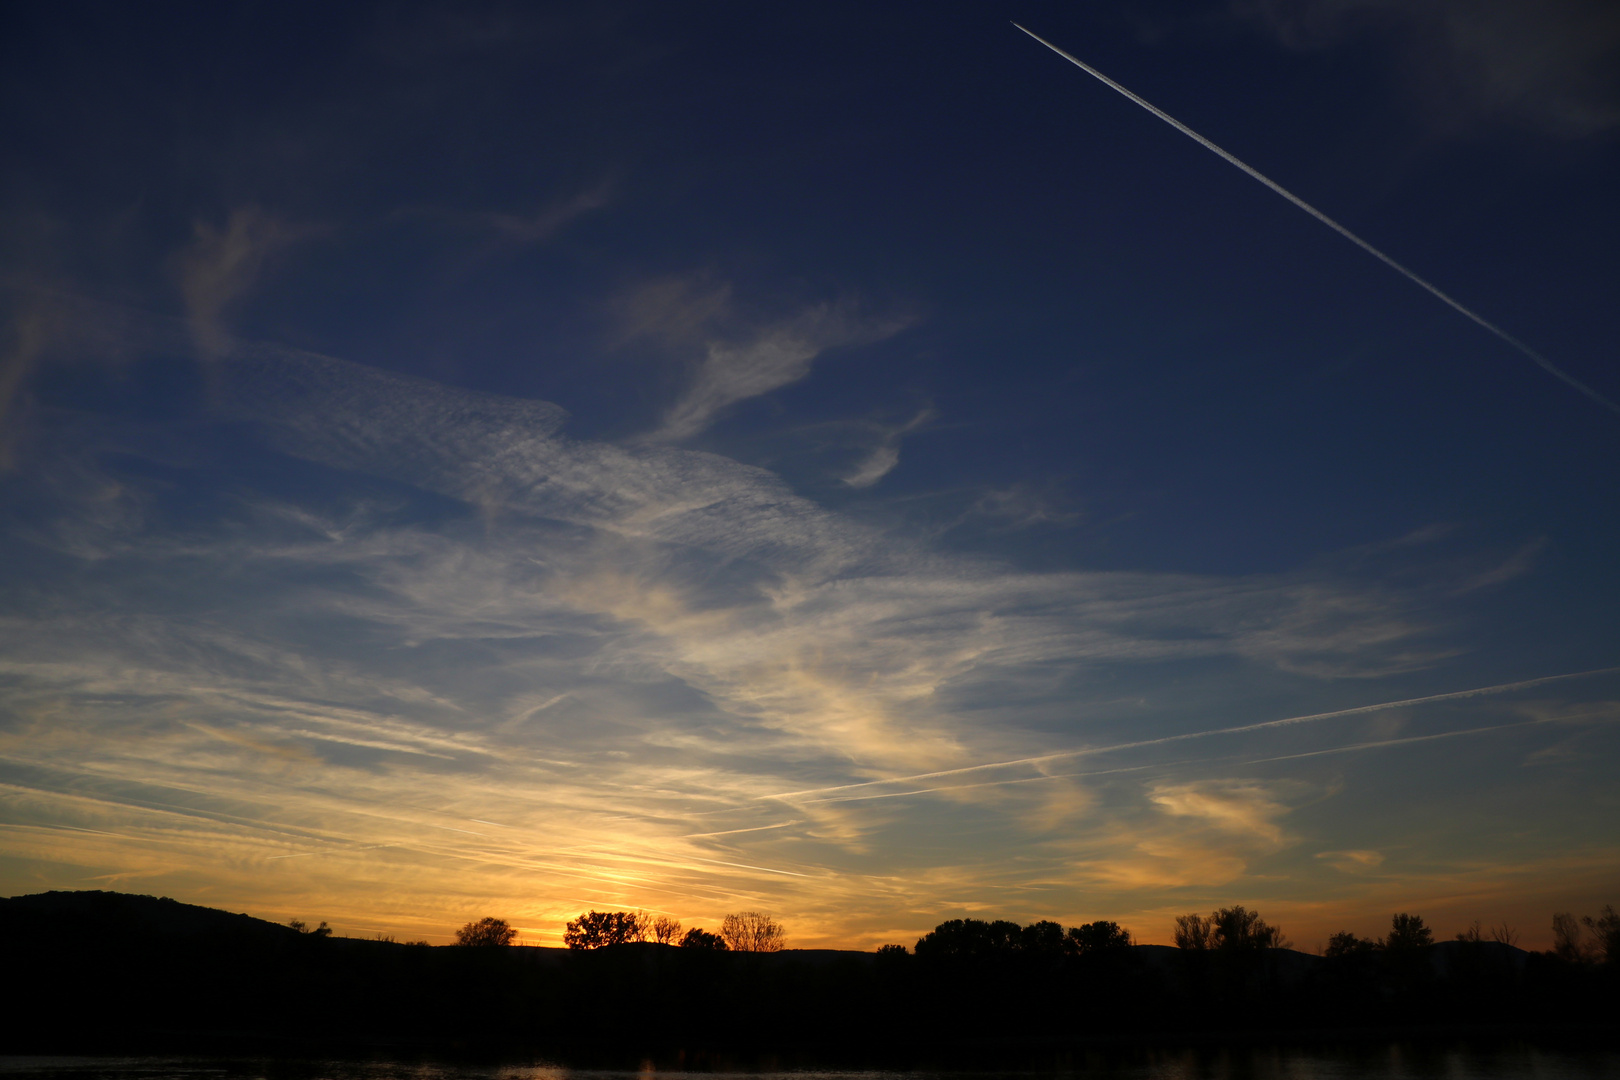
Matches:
[1012,23,1620,419]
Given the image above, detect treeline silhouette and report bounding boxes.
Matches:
[551,909,779,951]
[3,891,1616,1061]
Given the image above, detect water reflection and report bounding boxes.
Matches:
[1,1050,1617,1080]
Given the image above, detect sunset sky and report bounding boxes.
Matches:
[2,1,1618,950]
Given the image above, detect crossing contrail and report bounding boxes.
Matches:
[1012,23,1620,419]
[761,665,1619,801]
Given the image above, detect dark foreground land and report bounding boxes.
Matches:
[3,892,1616,1062]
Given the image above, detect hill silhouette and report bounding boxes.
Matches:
[2,891,1615,1061]
[2,889,303,941]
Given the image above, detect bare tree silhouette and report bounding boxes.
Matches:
[721,911,785,952]
[650,915,682,945]
[1583,906,1619,964]
[1553,912,1588,962]
[1175,907,1285,950]
[1174,913,1214,950]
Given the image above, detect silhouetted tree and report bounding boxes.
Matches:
[1456,920,1484,943]
[289,918,332,938]
[915,918,1024,957]
[455,916,516,947]
[1583,905,1619,964]
[679,926,728,949]
[24,888,1620,1054]
[1020,919,1066,952]
[564,910,645,949]
[1383,912,1433,952]
[1212,906,1288,950]
[1491,923,1519,947]
[1173,913,1213,949]
[1066,920,1133,956]
[721,911,785,952]
[875,942,910,976]
[1324,931,1378,958]
[650,915,682,945]
[1552,912,1587,962]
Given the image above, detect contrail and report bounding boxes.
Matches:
[1238,719,1545,766]
[795,760,1172,804]
[797,717,1557,806]
[682,820,804,838]
[762,665,1618,800]
[1012,23,1620,419]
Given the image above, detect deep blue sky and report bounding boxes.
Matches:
[2,1,1617,947]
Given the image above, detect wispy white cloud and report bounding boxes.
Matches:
[1237,0,1620,137]
[2,337,1615,947]
[484,181,614,243]
[650,302,914,443]
[1148,779,1292,846]
[177,208,313,361]
[962,482,1083,531]
[403,178,615,248]
[0,303,50,467]
[1456,537,1547,593]
[1317,848,1385,873]
[841,408,934,488]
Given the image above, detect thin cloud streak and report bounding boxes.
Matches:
[1013,23,1620,419]
[687,856,813,878]
[683,821,803,837]
[764,666,1619,800]
[795,764,1165,804]
[4,328,1615,945]
[1238,720,1547,765]
[649,304,914,443]
[177,208,313,362]
[794,716,1573,806]
[842,408,935,488]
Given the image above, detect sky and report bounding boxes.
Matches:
[1,0,1618,950]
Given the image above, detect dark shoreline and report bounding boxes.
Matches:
[5,892,1616,1062]
[12,1019,1620,1066]
[5,1034,1620,1076]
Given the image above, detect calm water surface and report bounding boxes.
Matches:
[2,1050,1617,1080]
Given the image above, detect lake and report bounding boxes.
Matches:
[2,1048,1617,1080]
